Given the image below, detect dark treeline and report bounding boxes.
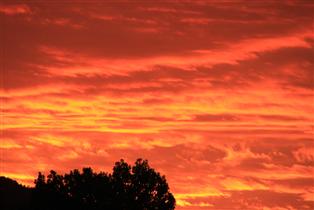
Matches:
[0,159,175,210]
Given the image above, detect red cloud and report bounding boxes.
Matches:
[1,1,314,210]
[0,4,30,15]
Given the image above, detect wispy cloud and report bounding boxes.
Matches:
[0,4,31,15]
[1,1,314,209]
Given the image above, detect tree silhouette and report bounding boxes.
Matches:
[0,177,32,210]
[30,158,175,210]
[131,159,175,210]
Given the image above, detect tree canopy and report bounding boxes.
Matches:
[31,158,175,210]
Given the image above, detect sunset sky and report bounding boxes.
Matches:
[1,1,314,209]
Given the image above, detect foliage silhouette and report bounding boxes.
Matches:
[0,158,175,210]
[0,176,32,210]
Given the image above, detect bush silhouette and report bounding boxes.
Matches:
[0,177,32,210]
[31,158,175,210]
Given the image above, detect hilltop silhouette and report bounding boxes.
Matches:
[0,176,32,210]
[0,159,175,210]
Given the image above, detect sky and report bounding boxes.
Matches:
[0,0,314,209]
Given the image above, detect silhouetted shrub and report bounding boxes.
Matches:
[0,177,32,210]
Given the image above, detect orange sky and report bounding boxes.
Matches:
[1,1,314,209]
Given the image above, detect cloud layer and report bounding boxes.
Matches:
[1,1,313,209]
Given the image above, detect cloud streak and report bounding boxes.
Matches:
[1,1,314,210]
